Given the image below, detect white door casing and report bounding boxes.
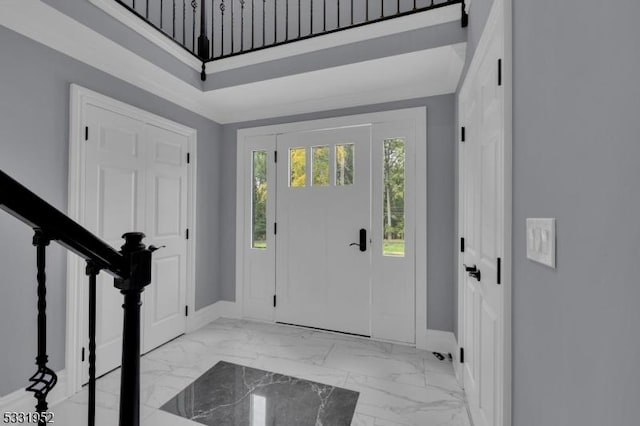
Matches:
[276,126,372,336]
[457,0,512,424]
[66,85,197,394]
[236,108,425,345]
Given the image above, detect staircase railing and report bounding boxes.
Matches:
[0,169,158,426]
[109,0,468,80]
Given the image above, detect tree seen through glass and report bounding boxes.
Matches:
[251,151,267,249]
[383,138,405,256]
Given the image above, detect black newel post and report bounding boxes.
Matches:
[115,232,154,426]
[198,0,210,80]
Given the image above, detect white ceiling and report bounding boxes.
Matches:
[1,0,465,124]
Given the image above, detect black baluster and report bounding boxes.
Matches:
[86,262,100,426]
[133,0,136,9]
[220,0,225,55]
[173,0,176,37]
[310,0,313,34]
[192,0,197,52]
[241,0,246,49]
[285,0,288,40]
[231,0,235,52]
[274,0,277,43]
[350,0,353,24]
[183,0,186,44]
[297,0,301,37]
[161,0,164,28]
[380,0,383,18]
[412,0,416,11]
[26,230,57,426]
[396,0,399,14]
[146,0,149,18]
[366,0,368,21]
[262,0,266,46]
[323,0,326,31]
[337,0,340,28]
[251,0,255,48]
[212,0,216,57]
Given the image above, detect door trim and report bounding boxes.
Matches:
[456,0,512,423]
[65,84,198,396]
[235,107,428,347]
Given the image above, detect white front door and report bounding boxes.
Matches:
[83,104,188,378]
[276,126,372,335]
[459,6,505,426]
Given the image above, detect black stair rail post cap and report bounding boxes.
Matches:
[114,232,153,292]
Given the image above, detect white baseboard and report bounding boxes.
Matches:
[186,300,239,332]
[424,329,457,355]
[0,370,67,413]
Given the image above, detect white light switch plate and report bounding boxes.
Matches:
[526,218,556,268]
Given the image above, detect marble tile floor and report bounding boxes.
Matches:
[49,318,471,426]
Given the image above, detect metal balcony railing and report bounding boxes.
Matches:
[113,0,467,79]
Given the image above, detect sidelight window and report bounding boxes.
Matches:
[383,138,405,256]
[251,151,267,249]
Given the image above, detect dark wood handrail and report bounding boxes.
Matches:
[0,169,125,278]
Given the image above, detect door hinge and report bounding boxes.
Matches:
[85,126,89,141]
[273,294,277,307]
[185,228,190,239]
[460,237,465,253]
[186,152,191,164]
[460,347,464,363]
[274,150,278,163]
[461,126,466,142]
[81,347,86,362]
[185,305,189,317]
[274,222,277,235]
[498,58,503,86]
[497,257,502,285]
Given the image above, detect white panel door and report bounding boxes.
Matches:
[83,105,189,378]
[461,13,505,426]
[142,124,188,353]
[242,135,277,321]
[276,126,371,335]
[84,104,146,378]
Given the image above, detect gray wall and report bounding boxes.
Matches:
[0,26,222,396]
[219,95,456,332]
[512,0,640,425]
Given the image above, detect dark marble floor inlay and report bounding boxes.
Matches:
[160,361,359,426]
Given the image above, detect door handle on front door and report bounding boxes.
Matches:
[349,229,367,252]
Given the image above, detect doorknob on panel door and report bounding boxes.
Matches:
[349,229,367,252]
[464,264,478,272]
